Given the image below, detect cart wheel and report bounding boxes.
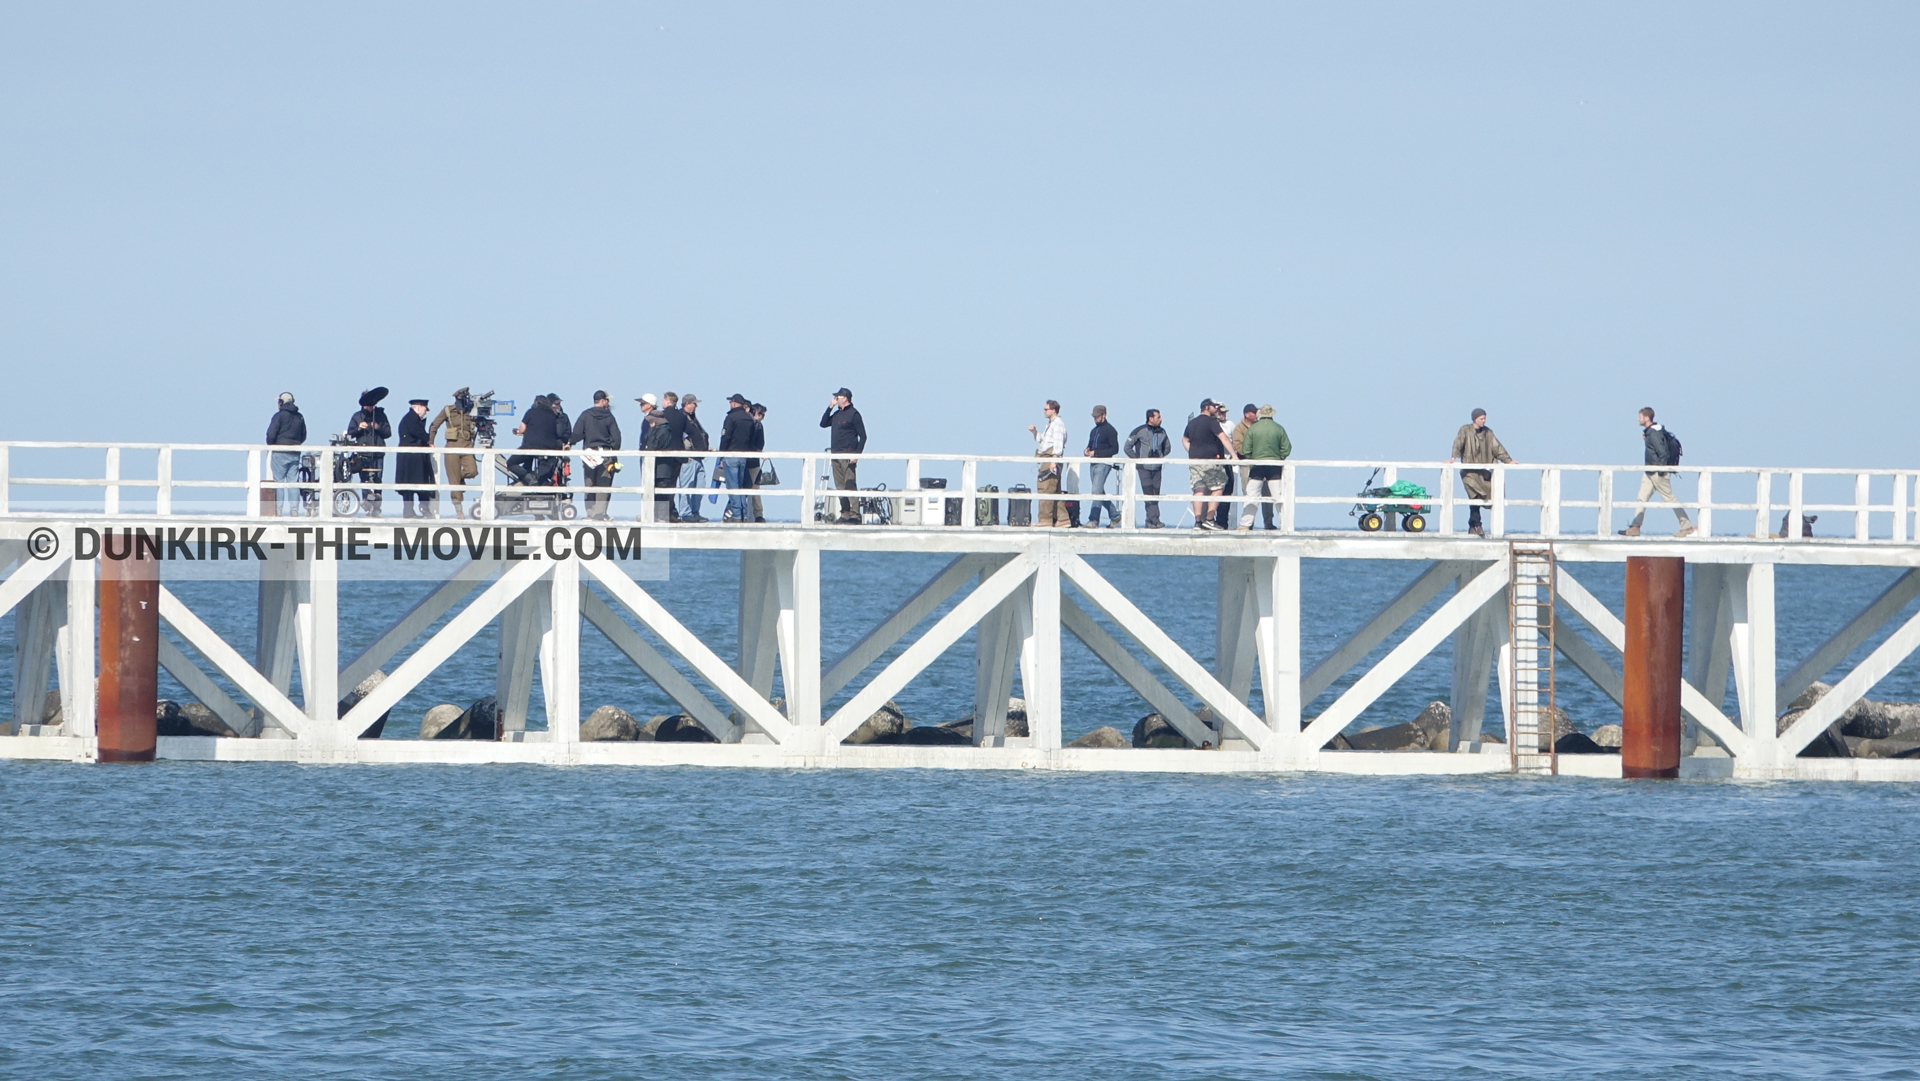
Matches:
[332,490,359,517]
[559,503,581,521]
[1403,513,1427,533]
[1359,512,1384,532]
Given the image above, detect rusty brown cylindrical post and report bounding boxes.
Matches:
[96,547,160,763]
[1621,555,1685,778]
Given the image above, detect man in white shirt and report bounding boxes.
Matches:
[1027,400,1069,528]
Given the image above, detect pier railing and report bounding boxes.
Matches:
[0,442,1914,541]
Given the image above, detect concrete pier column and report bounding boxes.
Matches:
[1622,556,1685,778]
[96,549,160,762]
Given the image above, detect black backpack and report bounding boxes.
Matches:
[1664,429,1683,464]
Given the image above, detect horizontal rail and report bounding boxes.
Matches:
[0,441,1912,544]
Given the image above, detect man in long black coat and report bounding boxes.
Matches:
[348,387,392,517]
[395,398,437,518]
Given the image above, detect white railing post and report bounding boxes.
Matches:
[156,447,173,517]
[319,448,336,520]
[960,459,977,529]
[1437,464,1454,535]
[1542,468,1561,537]
[1895,474,1910,544]
[1278,464,1296,533]
[0,445,10,515]
[479,449,496,521]
[1788,472,1804,541]
[1696,470,1713,539]
[1597,470,1613,536]
[1490,466,1506,538]
[245,448,262,518]
[639,452,655,523]
[801,454,818,525]
[1118,460,1135,531]
[1856,473,1871,541]
[1754,471,1773,538]
[104,446,121,515]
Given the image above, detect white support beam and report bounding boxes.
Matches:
[1449,580,1506,750]
[1061,592,1210,746]
[1733,562,1778,758]
[1554,620,1624,708]
[1554,567,1751,758]
[157,586,309,738]
[337,558,550,737]
[1302,560,1472,703]
[822,553,984,699]
[822,553,1038,744]
[1776,603,1920,757]
[972,556,1026,747]
[1254,555,1301,752]
[12,575,64,730]
[1775,568,1920,709]
[1027,554,1062,750]
[301,556,339,733]
[581,586,738,742]
[582,558,795,744]
[496,580,550,733]
[157,633,258,737]
[256,569,299,697]
[544,558,580,746]
[59,558,96,739]
[737,551,780,698]
[1057,553,1266,750]
[777,544,821,728]
[1215,557,1259,704]
[339,558,493,692]
[1304,561,1510,751]
[1686,564,1742,752]
[0,552,64,622]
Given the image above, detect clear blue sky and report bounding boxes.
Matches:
[2,2,1914,466]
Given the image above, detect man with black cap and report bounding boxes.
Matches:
[395,398,437,518]
[265,392,306,517]
[819,388,866,523]
[676,395,710,522]
[718,393,757,523]
[576,389,622,521]
[347,388,392,517]
[746,403,768,522]
[643,392,688,522]
[428,388,479,519]
[1449,407,1516,536]
[509,393,568,489]
[1182,398,1237,531]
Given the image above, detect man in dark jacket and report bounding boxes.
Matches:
[746,403,768,523]
[576,390,622,520]
[819,387,866,523]
[1082,405,1121,528]
[647,392,688,522]
[348,387,392,517]
[395,398,437,518]
[718,393,757,523]
[677,395,711,522]
[1621,406,1695,537]
[266,392,306,517]
[1125,409,1171,528]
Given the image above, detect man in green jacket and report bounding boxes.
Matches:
[1236,405,1292,531]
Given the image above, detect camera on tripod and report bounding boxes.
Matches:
[469,391,515,450]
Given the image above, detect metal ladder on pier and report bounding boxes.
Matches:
[1508,542,1558,775]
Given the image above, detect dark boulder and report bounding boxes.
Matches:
[1840,700,1920,741]
[432,696,499,740]
[1067,726,1129,749]
[654,714,719,743]
[179,702,238,738]
[338,670,392,739]
[843,701,913,744]
[581,705,642,741]
[1132,712,1197,749]
[418,704,463,739]
[1591,724,1622,748]
[1554,731,1613,755]
[1852,736,1920,759]
[155,700,191,737]
[881,725,972,746]
[937,699,1030,743]
[1344,722,1425,751]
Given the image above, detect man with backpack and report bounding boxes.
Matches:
[1621,406,1695,537]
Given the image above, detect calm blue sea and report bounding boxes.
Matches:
[5,553,1920,1078]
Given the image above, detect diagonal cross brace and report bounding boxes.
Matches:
[0,553,65,622]
[1776,568,1920,709]
[1060,592,1212,746]
[158,586,311,738]
[1301,561,1510,751]
[823,553,1038,744]
[339,557,494,692]
[580,587,740,742]
[822,553,986,699]
[1056,553,1267,750]
[1302,560,1474,703]
[1553,567,1751,758]
[582,558,795,744]
[1776,603,1920,757]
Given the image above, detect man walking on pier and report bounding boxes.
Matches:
[266,392,306,516]
[1449,408,1515,536]
[1621,407,1695,537]
[1126,409,1170,528]
[347,387,391,517]
[1083,406,1120,527]
[576,390,622,521]
[1028,400,1069,527]
[1183,399,1236,530]
[820,388,866,524]
[429,388,479,519]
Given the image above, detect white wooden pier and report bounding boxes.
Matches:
[3,441,1919,780]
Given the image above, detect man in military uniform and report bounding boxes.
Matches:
[429,388,481,519]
